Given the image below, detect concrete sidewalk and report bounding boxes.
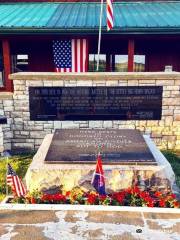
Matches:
[0,209,180,240]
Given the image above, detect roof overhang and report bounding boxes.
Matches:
[1,2,180,35]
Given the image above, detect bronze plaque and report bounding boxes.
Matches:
[45,129,156,165]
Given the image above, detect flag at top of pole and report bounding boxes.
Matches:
[91,153,106,195]
[107,0,114,31]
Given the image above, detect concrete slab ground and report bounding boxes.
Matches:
[0,210,180,240]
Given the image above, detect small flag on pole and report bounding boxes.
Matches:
[91,153,106,195]
[7,163,27,197]
[107,0,114,31]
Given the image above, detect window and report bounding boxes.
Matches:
[12,54,29,73]
[112,54,145,72]
[134,55,145,72]
[89,54,106,72]
[114,55,128,72]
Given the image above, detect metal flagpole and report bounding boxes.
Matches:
[3,151,11,196]
[96,0,104,71]
[6,155,8,196]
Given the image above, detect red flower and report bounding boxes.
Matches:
[99,195,107,202]
[144,196,152,203]
[53,193,66,202]
[173,201,180,208]
[87,194,97,204]
[139,191,149,199]
[133,187,141,194]
[159,199,166,207]
[154,191,162,198]
[125,188,132,194]
[66,191,71,197]
[41,194,50,202]
[31,197,36,204]
[147,201,154,207]
[169,194,176,199]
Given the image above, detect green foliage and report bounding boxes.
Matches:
[0,154,32,199]
[0,193,5,202]
[162,150,180,188]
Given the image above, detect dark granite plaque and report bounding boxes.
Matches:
[29,86,162,121]
[45,129,156,165]
[0,116,7,124]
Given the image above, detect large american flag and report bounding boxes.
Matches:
[107,0,114,31]
[7,163,27,197]
[53,39,88,72]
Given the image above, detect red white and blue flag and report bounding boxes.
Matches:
[53,39,88,72]
[107,0,114,31]
[7,163,27,197]
[91,153,106,195]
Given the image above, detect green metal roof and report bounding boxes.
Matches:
[1,2,180,34]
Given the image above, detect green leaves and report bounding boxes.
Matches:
[0,154,32,198]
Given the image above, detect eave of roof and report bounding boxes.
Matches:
[0,2,180,35]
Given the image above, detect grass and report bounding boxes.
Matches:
[0,153,33,201]
[162,150,180,188]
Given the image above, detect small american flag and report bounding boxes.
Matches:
[107,0,114,31]
[7,163,27,197]
[53,39,88,72]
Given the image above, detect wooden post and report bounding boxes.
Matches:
[128,39,135,72]
[2,39,13,92]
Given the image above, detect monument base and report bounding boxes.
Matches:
[25,134,175,193]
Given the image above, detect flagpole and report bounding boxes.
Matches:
[4,152,9,197]
[6,155,8,196]
[96,0,104,71]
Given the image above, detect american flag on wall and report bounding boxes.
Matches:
[53,39,88,72]
[7,163,27,197]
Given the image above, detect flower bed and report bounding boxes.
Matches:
[10,187,180,208]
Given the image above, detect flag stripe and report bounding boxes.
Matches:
[74,39,78,72]
[80,39,83,72]
[17,177,24,196]
[71,39,75,72]
[107,0,114,31]
[14,176,21,197]
[83,39,87,72]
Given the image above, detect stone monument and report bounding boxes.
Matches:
[25,129,174,193]
[25,84,174,193]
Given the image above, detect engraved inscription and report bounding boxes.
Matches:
[29,86,162,121]
[45,129,156,164]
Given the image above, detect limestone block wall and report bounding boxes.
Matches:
[0,126,3,152]
[0,72,180,152]
[0,93,13,152]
